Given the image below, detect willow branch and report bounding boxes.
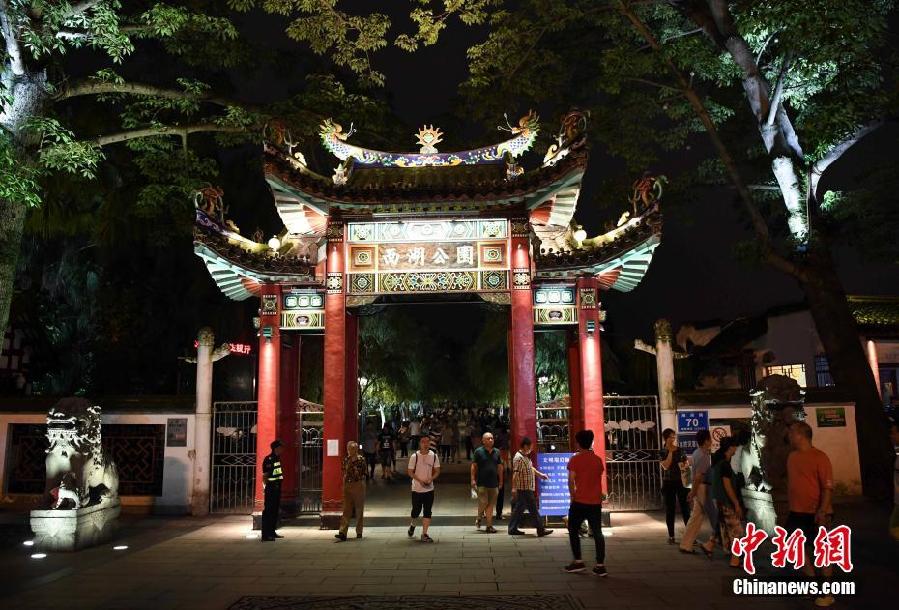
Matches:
[625,77,682,92]
[55,81,237,107]
[90,124,246,147]
[617,4,764,237]
[618,0,808,281]
[810,120,883,199]
[765,53,792,127]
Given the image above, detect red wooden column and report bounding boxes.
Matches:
[566,328,583,451]
[254,283,281,514]
[574,276,607,492]
[344,312,359,444]
[321,221,348,526]
[507,220,537,452]
[278,334,300,511]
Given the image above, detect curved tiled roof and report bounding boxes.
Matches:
[193,226,319,301]
[534,205,662,292]
[263,144,588,207]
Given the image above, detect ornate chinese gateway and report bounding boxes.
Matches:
[192,111,663,525]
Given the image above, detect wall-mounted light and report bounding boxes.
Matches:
[586,320,596,335]
[261,326,273,339]
[252,316,261,330]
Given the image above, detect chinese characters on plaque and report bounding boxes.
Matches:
[377,242,477,270]
[345,218,510,295]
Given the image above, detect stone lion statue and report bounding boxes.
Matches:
[44,398,119,510]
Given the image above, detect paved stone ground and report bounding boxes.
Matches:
[0,495,894,610]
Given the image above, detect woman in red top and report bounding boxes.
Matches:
[565,429,607,577]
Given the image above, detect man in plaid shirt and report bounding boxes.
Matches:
[508,437,553,537]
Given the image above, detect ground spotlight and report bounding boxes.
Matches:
[30,553,47,559]
[23,540,34,546]
[113,545,128,550]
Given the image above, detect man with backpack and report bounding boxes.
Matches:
[407,435,441,543]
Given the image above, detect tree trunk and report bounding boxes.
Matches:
[800,251,893,499]
[0,196,27,336]
[0,70,47,334]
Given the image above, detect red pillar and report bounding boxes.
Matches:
[344,313,359,444]
[508,223,537,453]
[574,276,607,492]
[322,221,347,526]
[254,283,281,513]
[566,328,583,451]
[279,334,300,510]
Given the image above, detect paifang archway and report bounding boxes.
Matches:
[192,111,664,527]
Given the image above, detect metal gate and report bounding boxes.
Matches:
[211,401,257,514]
[298,411,323,514]
[603,395,662,511]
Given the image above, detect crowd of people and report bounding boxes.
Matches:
[260,413,899,601]
[660,421,844,608]
[334,420,608,576]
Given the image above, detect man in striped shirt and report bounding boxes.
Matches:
[508,437,553,537]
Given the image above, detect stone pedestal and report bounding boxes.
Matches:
[741,489,777,534]
[30,500,121,552]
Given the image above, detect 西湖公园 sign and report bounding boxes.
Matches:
[345,219,510,295]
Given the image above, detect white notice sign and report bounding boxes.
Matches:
[327,439,339,457]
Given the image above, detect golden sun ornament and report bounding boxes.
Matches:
[415,125,444,154]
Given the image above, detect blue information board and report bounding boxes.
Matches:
[537,452,573,517]
[677,411,708,452]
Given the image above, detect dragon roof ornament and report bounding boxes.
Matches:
[318,110,539,168]
[543,109,589,168]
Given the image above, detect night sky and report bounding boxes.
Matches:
[220,11,899,345]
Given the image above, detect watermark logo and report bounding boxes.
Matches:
[731,523,853,574]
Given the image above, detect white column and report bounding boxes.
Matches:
[191,327,214,516]
[655,319,677,433]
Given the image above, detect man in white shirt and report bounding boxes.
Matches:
[407,435,441,543]
[679,429,716,555]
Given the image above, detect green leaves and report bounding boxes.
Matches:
[24,117,104,178]
[233,0,390,86]
[396,0,501,52]
[0,134,43,208]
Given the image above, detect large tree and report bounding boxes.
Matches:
[0,1,257,336]
[404,0,896,496]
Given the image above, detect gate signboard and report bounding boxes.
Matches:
[345,218,510,295]
[537,452,573,516]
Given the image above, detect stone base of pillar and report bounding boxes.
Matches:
[319,512,341,530]
[190,491,209,517]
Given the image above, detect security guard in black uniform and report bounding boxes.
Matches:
[261,439,284,541]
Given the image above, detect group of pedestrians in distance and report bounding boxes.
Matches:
[661,420,843,608]
[328,423,609,576]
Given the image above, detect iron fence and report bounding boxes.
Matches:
[603,395,662,511]
[210,401,257,514]
[298,411,323,514]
